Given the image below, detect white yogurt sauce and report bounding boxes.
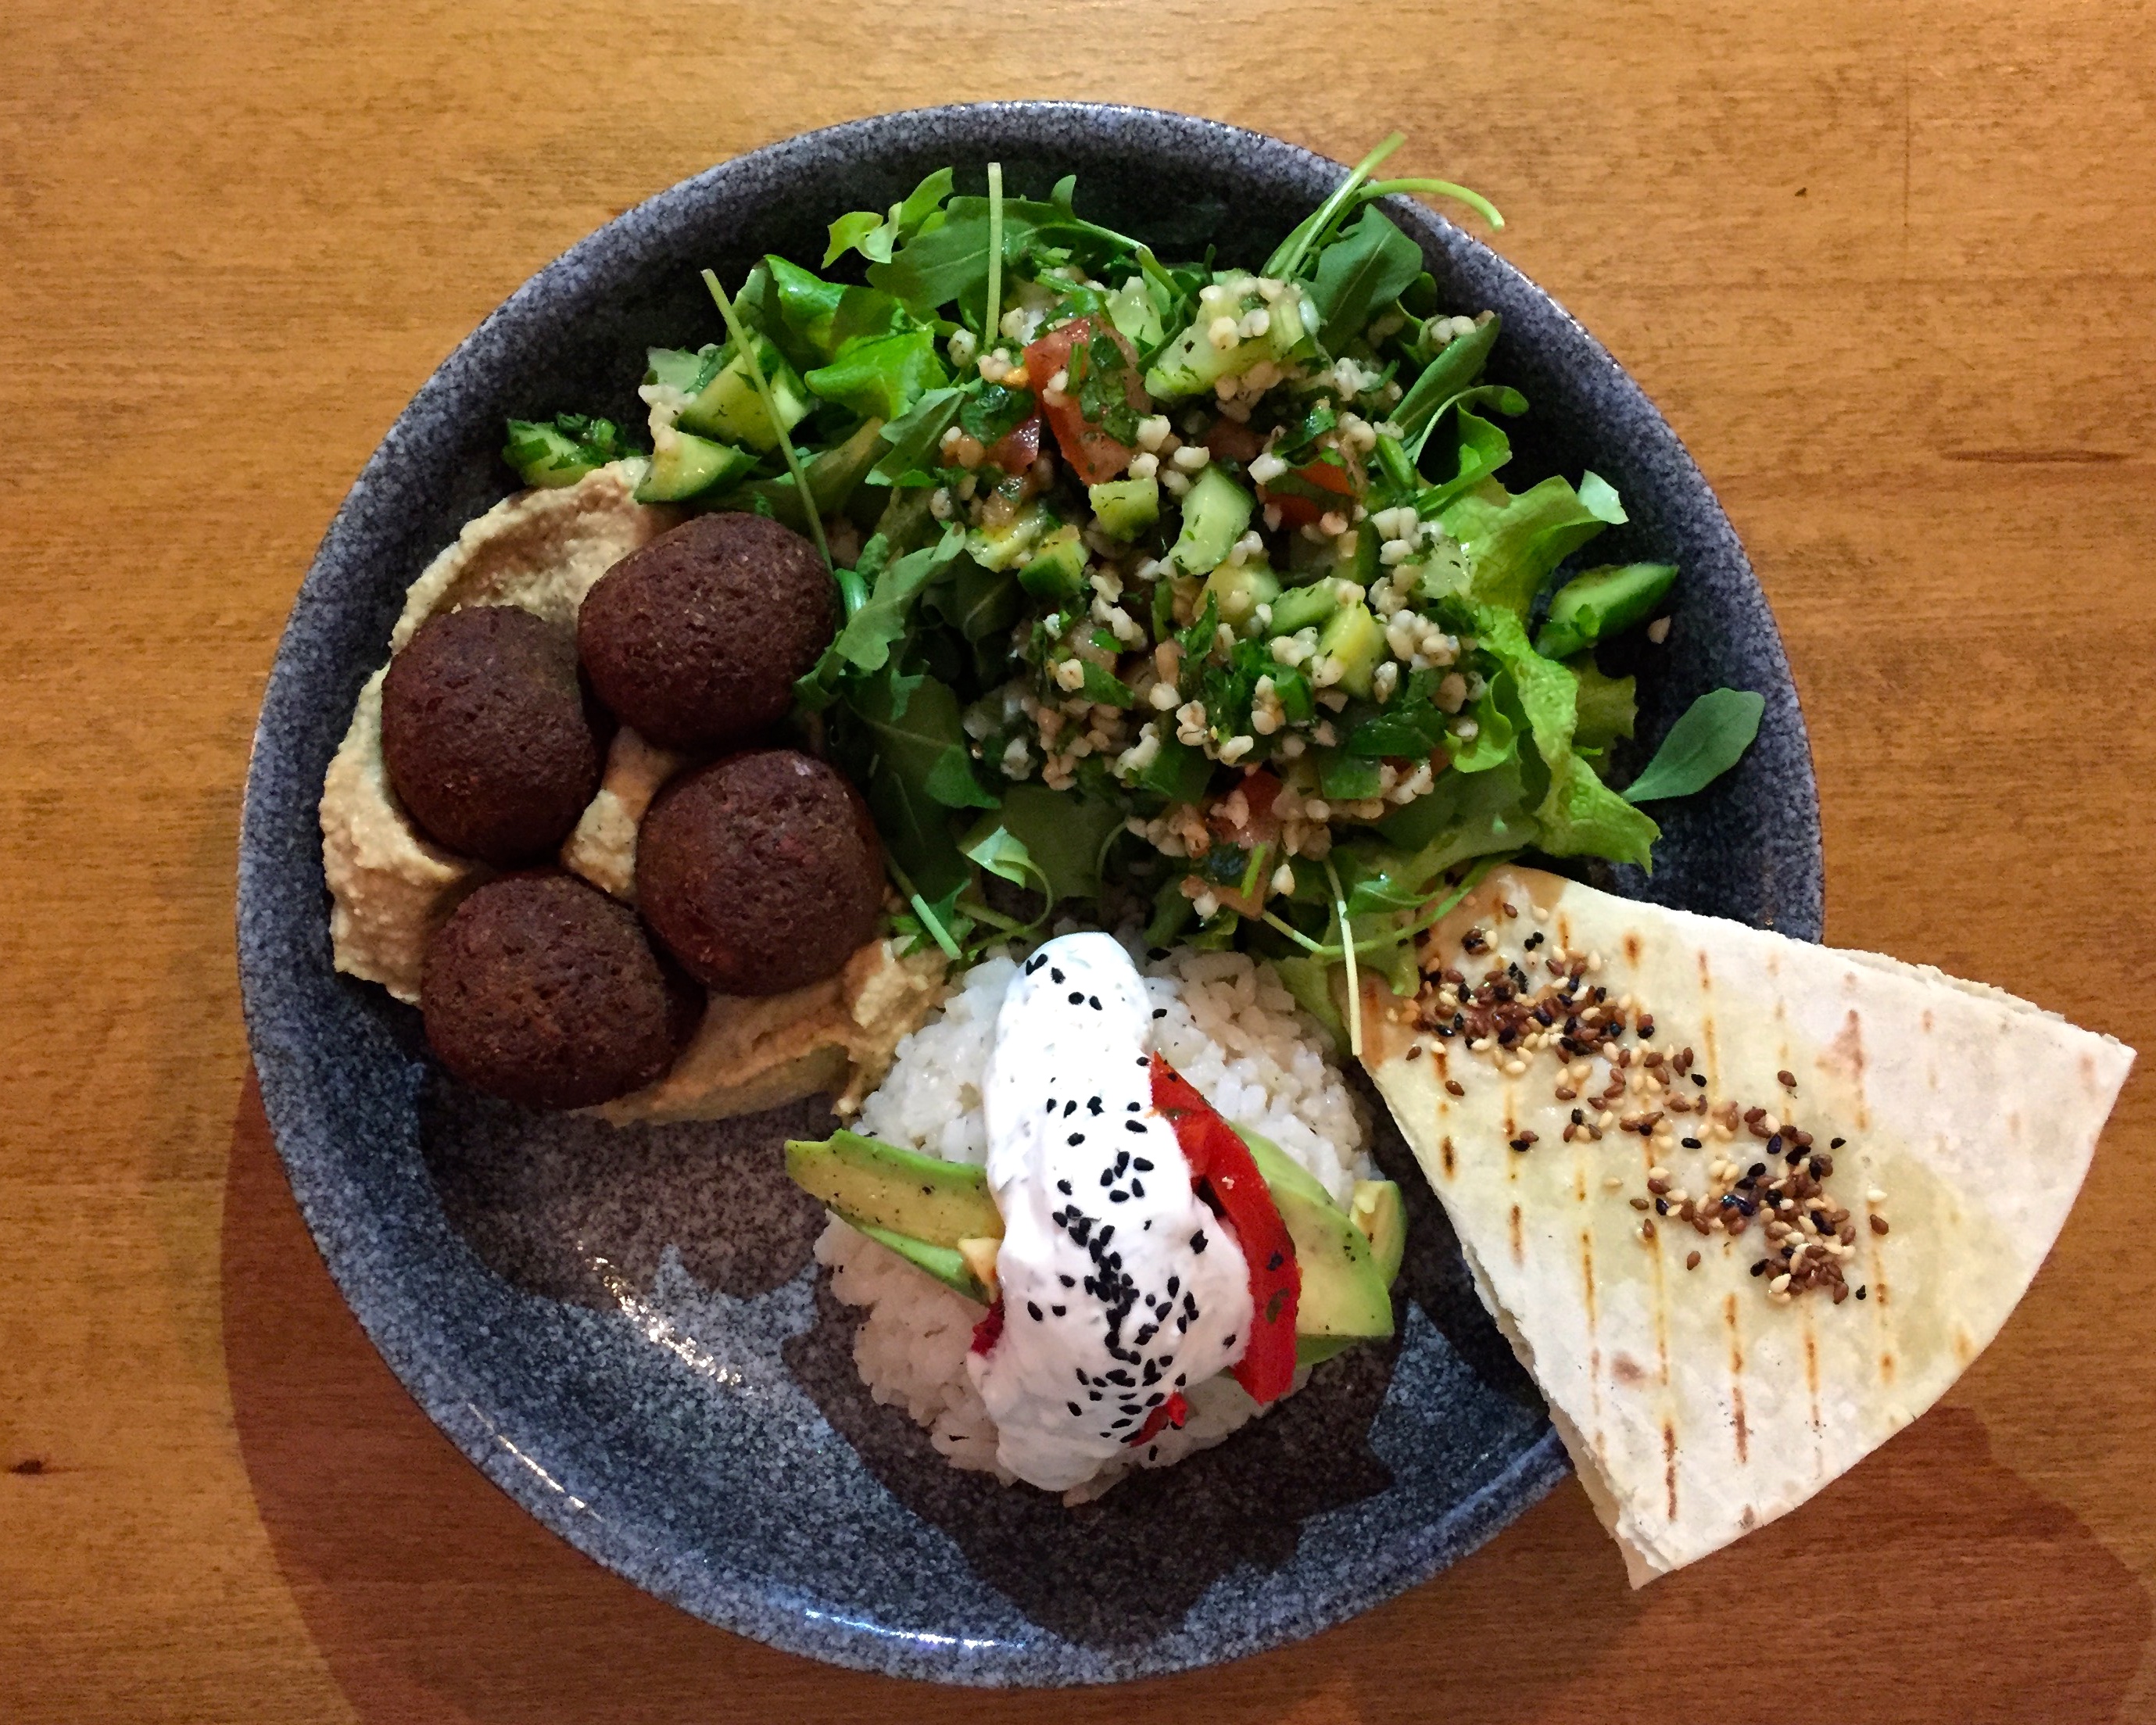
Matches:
[969,932,1253,1491]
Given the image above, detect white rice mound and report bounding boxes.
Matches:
[818,944,1373,1501]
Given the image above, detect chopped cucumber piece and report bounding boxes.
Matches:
[635,427,756,503]
[678,335,811,451]
[1089,475,1160,541]
[1018,524,1089,600]
[1144,277,1314,399]
[1268,581,1345,636]
[1202,560,1280,632]
[1168,465,1255,574]
[1535,562,1678,660]
[643,345,711,395]
[1318,602,1388,699]
[503,421,606,489]
[970,500,1055,572]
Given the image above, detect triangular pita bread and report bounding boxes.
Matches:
[1364,864,2133,1584]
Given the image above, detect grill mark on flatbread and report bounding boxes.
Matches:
[1803,1319,1824,1448]
[1725,1293,1750,1463]
[1624,932,1641,965]
[1611,1352,1647,1387]
[1731,1383,1750,1465]
[1662,1420,1678,1520]
[1509,1204,1523,1265]
[1440,1134,1455,1178]
[1580,1230,1598,1330]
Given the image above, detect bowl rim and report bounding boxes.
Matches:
[237,97,1821,1685]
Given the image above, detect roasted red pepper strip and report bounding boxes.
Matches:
[1149,1052,1300,1405]
[969,1299,1005,1355]
[1128,1390,1191,1448]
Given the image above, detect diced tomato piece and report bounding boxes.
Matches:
[1021,317,1150,485]
[1150,1053,1299,1405]
[1205,769,1284,848]
[985,413,1041,475]
[970,1299,1005,1355]
[1202,417,1266,465]
[1259,453,1360,528]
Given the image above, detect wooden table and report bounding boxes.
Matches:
[5,2,2152,1718]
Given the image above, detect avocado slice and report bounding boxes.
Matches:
[848,1218,990,1303]
[1351,1179,1407,1286]
[788,1123,1395,1355]
[1236,1129,1395,1347]
[969,499,1056,572]
[784,1130,1004,1245]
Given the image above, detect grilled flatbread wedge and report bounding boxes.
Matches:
[1363,864,2132,1584]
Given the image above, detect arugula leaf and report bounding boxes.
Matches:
[1536,753,1659,867]
[868,385,965,485]
[805,328,948,421]
[843,666,967,896]
[1622,688,1764,803]
[1439,471,1626,617]
[930,552,1023,646]
[961,813,1050,902]
[890,878,976,959]
[828,527,965,675]
[824,209,890,267]
[869,189,1162,324]
[824,168,956,267]
[1308,206,1424,353]
[999,782,1128,904]
[1535,561,1678,660]
[718,415,886,531]
[1414,392,1526,513]
[1393,314,1499,446]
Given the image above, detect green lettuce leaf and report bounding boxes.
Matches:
[805,328,948,421]
[1535,753,1659,868]
[1439,471,1627,617]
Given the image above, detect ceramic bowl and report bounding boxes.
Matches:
[237,101,1821,1685]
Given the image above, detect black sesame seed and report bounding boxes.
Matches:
[1267,1251,1284,1271]
[1223,1334,1237,1348]
[1655,1198,1669,1215]
[1133,1158,1153,1172]
[1057,1179,1072,1195]
[1130,1179,1144,1197]
[1069,1401,1082,1415]
[1751,1261,1770,1277]
[1100,1169,1113,1186]
[1028,1302,1043,1321]
[1050,968,1065,983]
[1052,1305,1066,1317]
[1026,954,1047,975]
[1748,1162,1767,1179]
[1109,1190,1129,1203]
[1510,1136,1531,1152]
[1152,1007,1167,1018]
[1060,1273,1075,1287]
[1068,1132,1086,1147]
[1123,1118,1147,1133]
[1043,1098,1057,1114]
[1767,1133,1783,1154]
[1191,1230,1207,1253]
[1691,1072,1707,1087]
[1681,1136,1703,1149]
[1831,1136,1846,1149]
[1090,996,1101,1009]
[1856,1285,1868,1300]
[1064,1100,1077,1117]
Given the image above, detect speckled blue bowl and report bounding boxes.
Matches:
[237,102,1821,1686]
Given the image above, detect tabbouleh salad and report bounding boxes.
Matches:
[503,134,1763,1053]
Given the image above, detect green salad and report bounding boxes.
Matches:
[504,135,1763,1053]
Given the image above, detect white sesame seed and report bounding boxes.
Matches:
[1868,1188,1887,1204]
[1646,616,1672,644]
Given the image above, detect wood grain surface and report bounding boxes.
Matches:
[3,2,2153,1719]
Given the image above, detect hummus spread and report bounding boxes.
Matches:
[560,725,687,902]
[319,460,944,1115]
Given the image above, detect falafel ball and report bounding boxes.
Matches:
[381,605,604,866]
[576,513,836,751]
[636,750,883,996]
[422,872,705,1110]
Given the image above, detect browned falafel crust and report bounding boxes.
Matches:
[381,605,604,866]
[636,750,883,996]
[421,872,705,1109]
[576,512,837,751]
